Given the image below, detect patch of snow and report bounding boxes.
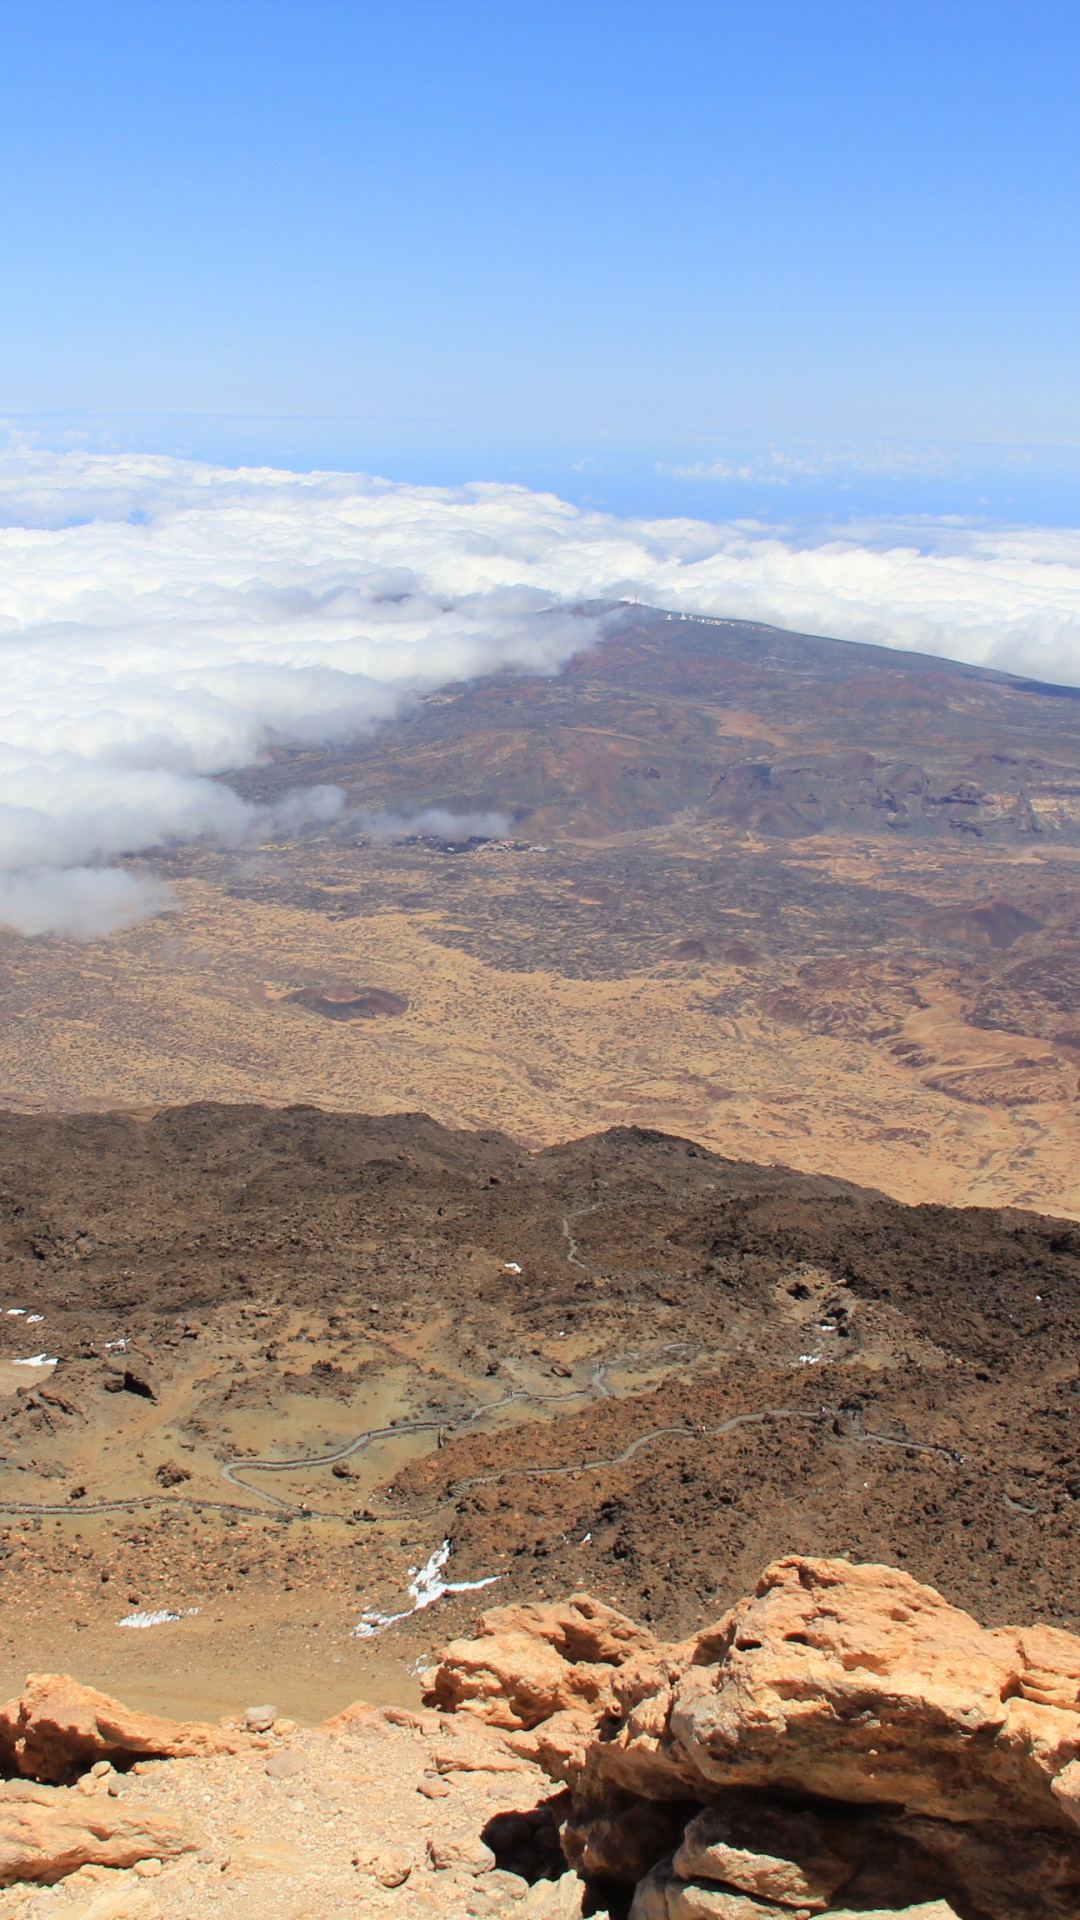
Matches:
[26,1315,44,1324]
[5,1309,25,1316]
[12,1354,57,1367]
[353,1540,500,1638]
[502,1262,522,1273]
[118,1607,199,1629]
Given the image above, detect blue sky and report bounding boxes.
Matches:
[1,1,1078,516]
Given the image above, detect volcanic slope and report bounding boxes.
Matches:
[0,1104,1078,1716]
[3,607,1080,1212]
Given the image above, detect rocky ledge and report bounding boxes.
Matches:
[427,1554,1080,1919]
[2,1557,1079,1917]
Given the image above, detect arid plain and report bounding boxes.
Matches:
[2,606,1079,1214]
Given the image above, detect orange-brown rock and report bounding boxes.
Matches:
[0,1777,198,1884]
[430,1557,1080,1917]
[672,1801,858,1911]
[630,1865,960,1920]
[0,1675,265,1784]
[426,1593,666,1731]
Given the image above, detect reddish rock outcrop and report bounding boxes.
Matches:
[429,1557,1080,1918]
[0,1674,264,1784]
[0,1778,198,1884]
[427,1593,663,1730]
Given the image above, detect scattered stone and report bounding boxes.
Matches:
[484,1867,530,1902]
[518,1873,587,1918]
[321,1699,388,1738]
[264,1748,303,1778]
[428,1827,497,1874]
[373,1845,412,1886]
[153,1462,190,1489]
[241,1704,276,1733]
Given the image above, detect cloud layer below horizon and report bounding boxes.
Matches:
[1,448,1079,935]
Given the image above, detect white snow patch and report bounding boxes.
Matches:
[118,1607,199,1629]
[12,1354,56,1367]
[353,1540,500,1638]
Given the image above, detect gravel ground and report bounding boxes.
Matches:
[0,1708,567,1920]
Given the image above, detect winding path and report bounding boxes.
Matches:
[0,1206,967,1524]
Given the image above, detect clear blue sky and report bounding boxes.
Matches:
[1,1,1077,514]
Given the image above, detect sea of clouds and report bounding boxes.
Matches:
[1,446,1079,937]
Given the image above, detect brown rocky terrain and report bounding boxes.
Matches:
[0,1669,576,1918]
[1,607,1080,1213]
[0,1104,1079,1721]
[1,1555,1078,1917]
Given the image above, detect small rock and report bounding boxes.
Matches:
[486,1867,530,1901]
[374,1846,413,1887]
[428,1828,497,1875]
[154,1461,191,1489]
[242,1704,277,1733]
[264,1748,303,1778]
[519,1877,586,1920]
[132,1858,162,1878]
[418,1775,452,1798]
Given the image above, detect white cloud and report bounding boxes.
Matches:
[0,867,173,939]
[0,447,1078,935]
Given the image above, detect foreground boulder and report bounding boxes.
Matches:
[428,1556,1080,1919]
[0,1674,263,1783]
[0,1778,198,1884]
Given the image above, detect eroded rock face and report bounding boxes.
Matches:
[0,1674,263,1784]
[429,1556,1080,1918]
[0,1778,198,1884]
[427,1593,663,1730]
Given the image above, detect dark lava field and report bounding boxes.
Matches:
[0,1103,1078,1674]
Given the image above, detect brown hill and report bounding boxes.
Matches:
[0,1105,1078,1728]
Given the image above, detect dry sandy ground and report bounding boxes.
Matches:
[0,1710,566,1920]
[0,832,1078,1216]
